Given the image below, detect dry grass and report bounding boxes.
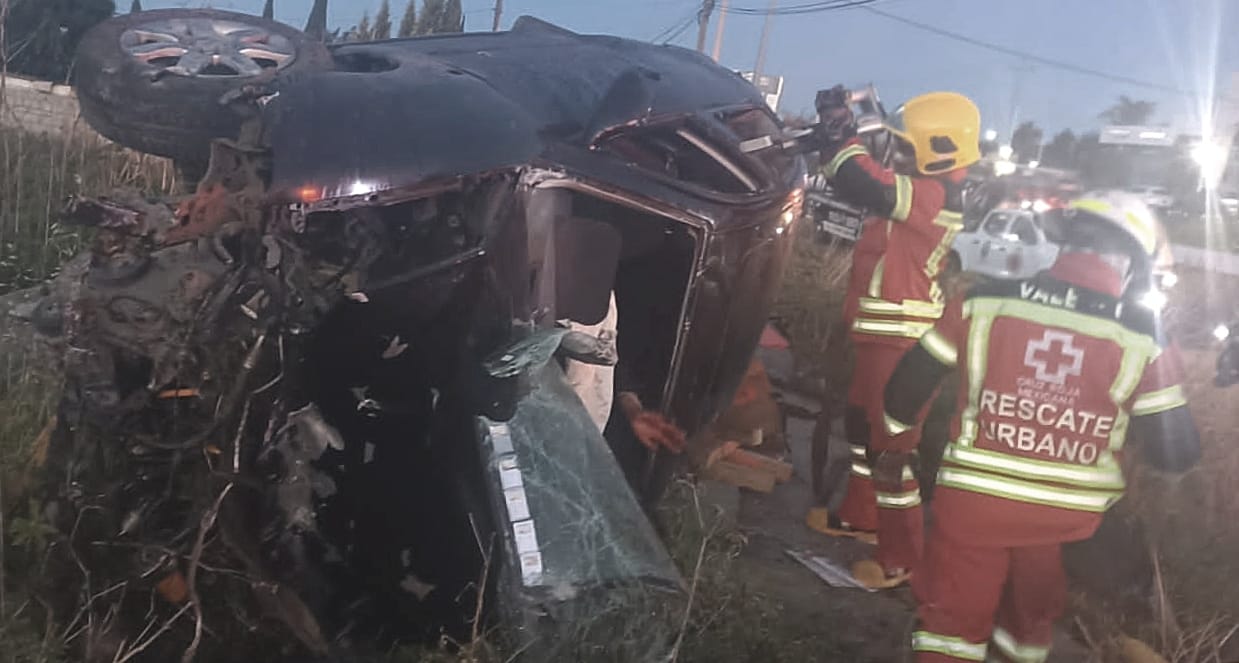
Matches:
[1117,346,1239,661]
[655,477,847,663]
[0,361,64,663]
[0,126,176,294]
[771,228,854,401]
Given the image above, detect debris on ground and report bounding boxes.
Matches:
[785,549,875,592]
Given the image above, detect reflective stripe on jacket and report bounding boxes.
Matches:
[820,138,965,346]
[883,257,1192,543]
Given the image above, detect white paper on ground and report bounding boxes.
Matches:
[785,549,875,593]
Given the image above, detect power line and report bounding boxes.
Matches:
[726,0,877,16]
[650,6,700,43]
[661,15,698,43]
[862,6,1204,98]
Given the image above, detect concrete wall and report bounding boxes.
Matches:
[0,74,98,139]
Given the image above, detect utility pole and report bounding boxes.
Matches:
[492,0,503,32]
[695,0,715,53]
[710,0,729,62]
[753,0,777,77]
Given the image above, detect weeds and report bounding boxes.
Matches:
[0,126,175,294]
[771,227,854,400]
[0,358,62,663]
[1111,345,1239,661]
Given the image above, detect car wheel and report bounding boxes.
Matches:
[74,9,333,169]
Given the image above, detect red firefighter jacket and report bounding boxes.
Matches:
[882,253,1200,546]
[821,138,966,347]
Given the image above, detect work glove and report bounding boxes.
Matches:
[814,85,857,145]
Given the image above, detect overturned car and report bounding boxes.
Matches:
[33,10,805,662]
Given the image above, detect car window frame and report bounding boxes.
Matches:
[980,211,1013,237]
[1011,215,1039,245]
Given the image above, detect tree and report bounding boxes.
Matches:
[1041,129,1078,170]
[352,11,372,41]
[445,0,463,32]
[398,0,417,37]
[1010,121,1044,165]
[416,0,463,35]
[3,0,116,82]
[305,0,328,40]
[130,0,142,11]
[416,0,443,35]
[373,0,392,40]
[262,0,273,20]
[1099,96,1157,126]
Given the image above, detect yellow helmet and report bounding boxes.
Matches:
[885,92,981,175]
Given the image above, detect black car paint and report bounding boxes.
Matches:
[266,16,806,435]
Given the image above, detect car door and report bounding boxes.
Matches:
[1027,214,1060,275]
[1006,214,1041,277]
[968,210,1015,277]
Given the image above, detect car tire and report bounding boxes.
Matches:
[74,9,333,168]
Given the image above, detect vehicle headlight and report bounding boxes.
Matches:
[1137,288,1168,312]
[1031,199,1051,214]
[1215,324,1231,342]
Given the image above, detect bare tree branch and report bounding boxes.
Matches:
[181,483,234,663]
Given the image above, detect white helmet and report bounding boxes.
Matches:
[1065,191,1164,258]
[1059,190,1170,297]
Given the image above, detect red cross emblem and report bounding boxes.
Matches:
[1023,330,1085,385]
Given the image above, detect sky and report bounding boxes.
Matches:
[142,0,1239,142]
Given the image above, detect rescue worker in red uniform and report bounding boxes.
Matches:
[805,87,982,586]
[882,191,1201,661]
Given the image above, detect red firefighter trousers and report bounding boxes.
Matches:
[912,519,1065,662]
[836,341,926,572]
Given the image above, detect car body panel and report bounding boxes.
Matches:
[265,16,794,233]
[954,208,1058,279]
[265,18,806,430]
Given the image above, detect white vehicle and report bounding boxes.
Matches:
[950,208,1059,279]
[1127,185,1174,211]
